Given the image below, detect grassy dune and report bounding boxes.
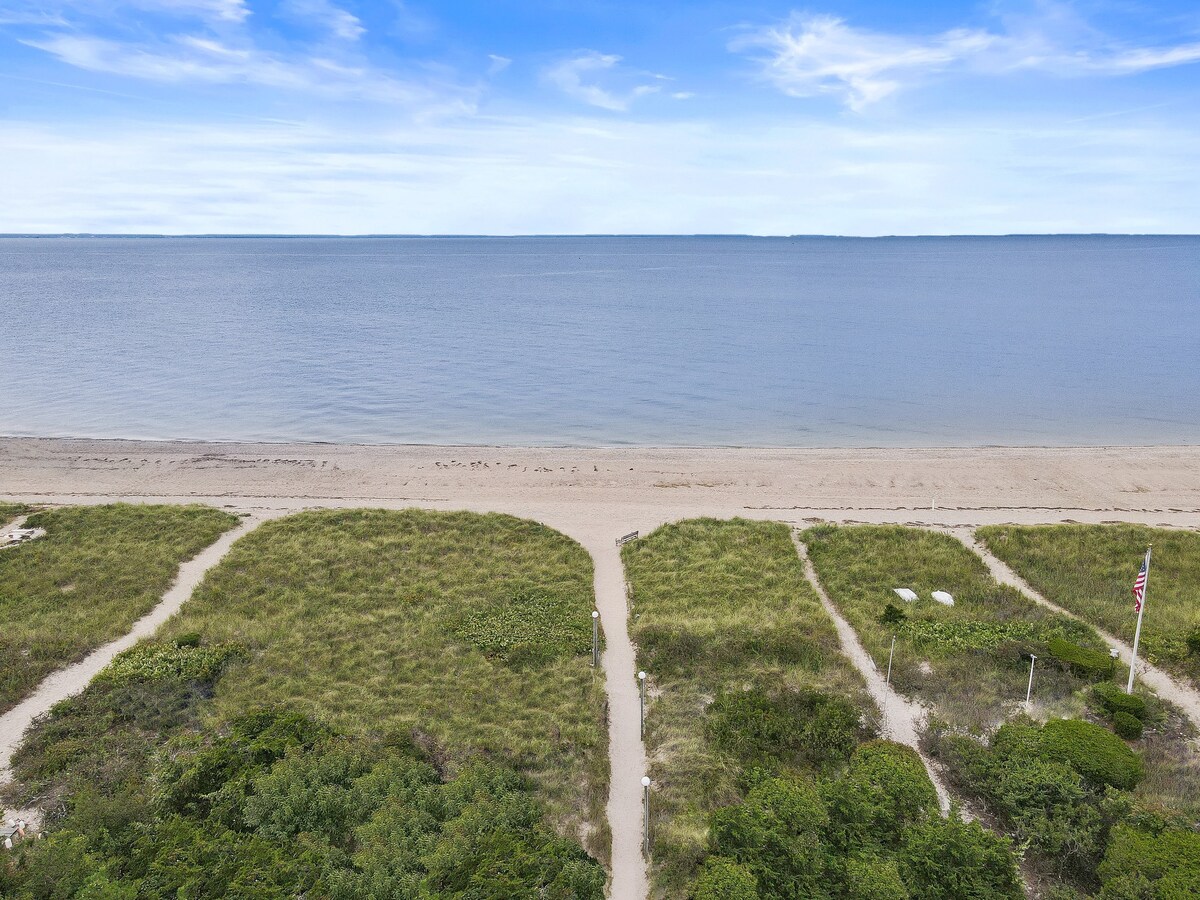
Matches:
[801,524,1104,729]
[159,508,610,858]
[0,502,29,525]
[977,524,1200,685]
[623,518,870,896]
[0,503,239,712]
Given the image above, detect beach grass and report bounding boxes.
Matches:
[0,502,29,524]
[801,524,1103,730]
[157,508,610,860]
[0,503,239,713]
[976,524,1200,686]
[623,518,869,897]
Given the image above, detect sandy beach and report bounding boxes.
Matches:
[4,439,1200,528]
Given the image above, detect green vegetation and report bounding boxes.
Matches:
[802,524,1103,728]
[623,518,871,895]
[1099,816,1200,897]
[156,508,608,855]
[0,503,239,712]
[701,742,1021,900]
[976,525,1200,685]
[0,639,605,899]
[0,502,29,524]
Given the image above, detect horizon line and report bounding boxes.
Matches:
[3,232,1199,239]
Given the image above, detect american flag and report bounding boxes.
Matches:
[1132,551,1150,613]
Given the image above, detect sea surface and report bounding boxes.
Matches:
[1,235,1197,447]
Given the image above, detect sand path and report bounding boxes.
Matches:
[0,514,271,792]
[949,527,1200,729]
[567,528,649,900]
[792,534,954,815]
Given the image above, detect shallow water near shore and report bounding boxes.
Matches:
[2,234,1197,447]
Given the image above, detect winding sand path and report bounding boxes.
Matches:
[792,534,954,815]
[949,527,1200,729]
[0,514,272,785]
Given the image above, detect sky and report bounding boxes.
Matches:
[1,0,1198,234]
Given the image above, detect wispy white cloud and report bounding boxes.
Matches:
[543,51,660,111]
[128,0,250,23]
[734,11,1200,110]
[22,31,476,110]
[487,53,511,76]
[280,0,363,41]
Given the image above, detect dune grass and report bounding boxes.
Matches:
[0,502,29,525]
[623,518,869,897]
[157,508,610,860]
[977,524,1200,686]
[801,524,1103,730]
[0,503,239,713]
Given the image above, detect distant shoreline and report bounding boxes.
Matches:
[3,233,1198,239]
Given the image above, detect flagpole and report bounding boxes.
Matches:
[1126,545,1151,695]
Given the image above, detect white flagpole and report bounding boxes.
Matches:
[1126,545,1151,695]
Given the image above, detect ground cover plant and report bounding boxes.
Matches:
[154,508,609,859]
[976,525,1200,686]
[0,503,239,712]
[801,524,1104,729]
[0,638,605,899]
[0,502,29,525]
[623,518,884,896]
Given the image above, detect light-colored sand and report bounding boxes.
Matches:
[793,535,955,816]
[3,437,1200,897]
[951,527,1200,729]
[0,514,274,818]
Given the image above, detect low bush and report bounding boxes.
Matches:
[879,603,906,626]
[1111,712,1144,741]
[1098,820,1200,897]
[454,587,593,667]
[1041,719,1143,790]
[1048,638,1115,679]
[1092,683,1147,720]
[903,619,1041,653]
[1186,627,1200,658]
[96,640,244,687]
[705,688,863,771]
[897,815,1023,900]
[689,858,759,899]
[822,741,938,852]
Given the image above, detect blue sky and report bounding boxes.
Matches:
[1,0,1198,233]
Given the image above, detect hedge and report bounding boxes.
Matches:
[1092,682,1147,720]
[1040,719,1143,790]
[1048,638,1115,679]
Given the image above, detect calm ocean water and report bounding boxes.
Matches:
[1,235,1197,447]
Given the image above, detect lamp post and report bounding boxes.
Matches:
[638,671,647,737]
[1025,654,1037,707]
[591,610,599,668]
[641,776,652,856]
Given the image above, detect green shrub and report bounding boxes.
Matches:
[1048,638,1115,679]
[897,815,1023,900]
[902,620,1041,653]
[173,632,202,649]
[1099,822,1200,896]
[822,741,938,851]
[690,858,760,899]
[1186,627,1200,658]
[1092,682,1147,720]
[706,688,862,771]
[709,776,830,900]
[845,856,910,899]
[879,603,907,626]
[1041,719,1143,790]
[453,588,593,666]
[96,641,244,687]
[1111,712,1144,740]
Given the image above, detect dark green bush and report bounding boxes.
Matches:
[705,688,863,770]
[173,632,202,649]
[1048,638,1115,679]
[1098,822,1200,897]
[1111,712,1144,740]
[845,856,910,899]
[1041,719,1143,790]
[689,858,760,899]
[822,741,938,851]
[897,815,1023,900]
[879,603,907,626]
[1186,627,1200,658]
[709,776,830,900]
[1093,683,1147,720]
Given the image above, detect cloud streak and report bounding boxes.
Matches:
[543,51,660,111]
[734,12,1200,110]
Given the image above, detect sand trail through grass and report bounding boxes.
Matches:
[954,526,1200,730]
[0,512,268,811]
[792,532,954,815]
